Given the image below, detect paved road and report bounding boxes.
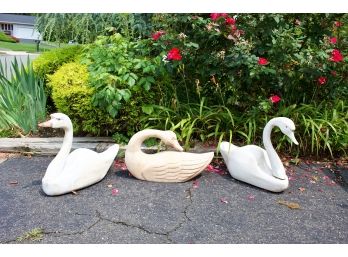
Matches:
[0,156,347,244]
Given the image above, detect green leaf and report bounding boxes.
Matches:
[117,89,131,101]
[143,82,151,91]
[274,16,280,23]
[142,105,154,115]
[147,76,155,83]
[128,77,136,87]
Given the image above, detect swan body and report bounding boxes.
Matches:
[125,129,214,182]
[219,117,298,192]
[38,113,119,196]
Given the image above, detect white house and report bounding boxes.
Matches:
[0,14,42,42]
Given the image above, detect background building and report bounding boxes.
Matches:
[0,13,41,42]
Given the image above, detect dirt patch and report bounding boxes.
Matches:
[0,152,21,159]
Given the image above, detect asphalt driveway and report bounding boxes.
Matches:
[0,156,347,243]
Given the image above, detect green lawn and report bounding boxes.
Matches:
[0,41,57,53]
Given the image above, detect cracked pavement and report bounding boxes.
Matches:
[0,156,347,243]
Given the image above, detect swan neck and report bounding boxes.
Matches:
[263,120,286,179]
[55,126,73,161]
[127,129,163,152]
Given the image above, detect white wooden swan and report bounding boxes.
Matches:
[38,113,119,196]
[125,129,214,182]
[219,117,298,192]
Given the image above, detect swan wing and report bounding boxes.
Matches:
[142,151,214,182]
[59,148,112,187]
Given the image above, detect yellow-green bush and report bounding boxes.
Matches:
[47,62,117,135]
[33,45,82,80]
[47,62,158,137]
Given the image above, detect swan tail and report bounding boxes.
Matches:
[103,144,120,160]
[219,141,238,161]
[219,141,238,153]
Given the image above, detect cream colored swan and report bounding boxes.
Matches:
[219,117,298,192]
[125,129,214,182]
[38,113,119,196]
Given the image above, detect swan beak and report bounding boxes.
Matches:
[172,140,184,152]
[289,132,299,145]
[38,120,52,128]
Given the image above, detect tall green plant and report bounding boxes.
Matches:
[35,13,153,44]
[0,58,46,135]
[141,98,235,151]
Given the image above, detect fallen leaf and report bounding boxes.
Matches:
[298,187,306,192]
[247,194,255,200]
[311,176,319,181]
[206,164,225,175]
[288,176,296,181]
[192,180,199,189]
[220,197,228,204]
[9,180,18,185]
[325,180,337,186]
[284,161,290,167]
[107,184,113,188]
[71,191,78,195]
[290,158,301,165]
[112,188,119,196]
[277,200,301,209]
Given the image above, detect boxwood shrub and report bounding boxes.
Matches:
[47,62,157,137]
[33,45,83,80]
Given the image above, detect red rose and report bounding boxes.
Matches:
[210,13,228,21]
[167,48,182,61]
[230,25,237,31]
[152,31,165,41]
[330,49,344,62]
[334,21,343,27]
[317,76,327,85]
[258,57,269,65]
[225,17,236,25]
[269,95,281,103]
[210,13,220,21]
[329,37,337,44]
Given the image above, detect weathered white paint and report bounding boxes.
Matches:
[220,117,298,192]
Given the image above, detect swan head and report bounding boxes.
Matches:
[274,117,299,145]
[161,131,184,152]
[38,113,72,130]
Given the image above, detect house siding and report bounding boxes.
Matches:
[13,24,41,41]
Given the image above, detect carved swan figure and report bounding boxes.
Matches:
[125,129,214,182]
[219,117,298,192]
[38,113,119,196]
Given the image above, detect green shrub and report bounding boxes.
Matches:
[82,33,158,117]
[0,31,16,43]
[48,62,111,135]
[33,45,83,80]
[48,62,155,137]
[149,14,348,107]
